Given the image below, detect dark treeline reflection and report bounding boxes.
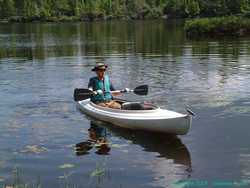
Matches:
[0,21,250,61]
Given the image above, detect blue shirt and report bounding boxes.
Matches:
[88,75,115,103]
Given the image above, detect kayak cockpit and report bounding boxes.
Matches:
[121,102,158,110]
[111,98,158,110]
[86,98,159,112]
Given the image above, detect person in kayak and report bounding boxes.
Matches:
[88,62,123,109]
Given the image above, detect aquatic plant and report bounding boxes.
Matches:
[2,167,78,188]
[90,161,107,178]
[2,167,42,188]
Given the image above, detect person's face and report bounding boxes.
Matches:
[96,69,105,79]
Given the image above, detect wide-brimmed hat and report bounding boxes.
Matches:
[91,63,108,71]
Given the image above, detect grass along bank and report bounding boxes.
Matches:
[185,16,250,38]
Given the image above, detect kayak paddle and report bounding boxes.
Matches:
[73,84,148,101]
[133,85,148,96]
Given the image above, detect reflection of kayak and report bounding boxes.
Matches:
[92,120,192,168]
[77,99,192,135]
[83,120,192,185]
[77,120,191,168]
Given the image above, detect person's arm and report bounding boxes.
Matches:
[110,81,123,96]
[88,78,95,91]
[110,82,115,91]
[88,78,103,95]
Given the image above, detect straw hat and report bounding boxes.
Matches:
[91,63,108,71]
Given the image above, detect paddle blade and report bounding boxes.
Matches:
[74,88,93,101]
[133,85,148,95]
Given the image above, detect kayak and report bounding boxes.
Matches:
[77,99,192,135]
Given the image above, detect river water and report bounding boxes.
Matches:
[0,20,250,188]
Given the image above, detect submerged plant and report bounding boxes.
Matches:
[89,158,110,186]
[90,167,105,178]
[1,167,81,188]
[1,167,42,188]
[90,161,107,178]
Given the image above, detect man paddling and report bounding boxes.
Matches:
[88,62,123,109]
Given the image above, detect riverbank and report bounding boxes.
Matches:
[0,15,121,23]
[185,16,250,38]
[2,0,250,24]
[0,14,169,23]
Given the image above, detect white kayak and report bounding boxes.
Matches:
[77,99,192,135]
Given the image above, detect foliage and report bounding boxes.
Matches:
[0,0,15,18]
[1,0,250,21]
[185,16,250,38]
[164,0,200,18]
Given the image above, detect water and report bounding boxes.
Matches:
[0,20,250,188]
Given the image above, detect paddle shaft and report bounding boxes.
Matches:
[74,85,148,101]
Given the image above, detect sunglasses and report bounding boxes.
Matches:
[97,69,106,72]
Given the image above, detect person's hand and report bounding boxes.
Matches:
[122,88,130,93]
[93,90,103,95]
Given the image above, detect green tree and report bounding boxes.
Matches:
[0,0,15,18]
[198,0,227,16]
[226,0,242,14]
[52,0,71,16]
[40,0,53,18]
[185,0,200,17]
[164,0,186,18]
[23,0,39,18]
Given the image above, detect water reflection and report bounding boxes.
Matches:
[110,125,191,169]
[76,120,192,185]
[75,122,111,156]
[1,21,250,62]
[2,21,250,186]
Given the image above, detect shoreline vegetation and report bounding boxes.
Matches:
[0,0,250,22]
[1,0,250,38]
[185,16,250,38]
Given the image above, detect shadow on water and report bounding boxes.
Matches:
[75,119,192,172]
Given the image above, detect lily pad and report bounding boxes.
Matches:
[21,145,48,154]
[59,163,75,169]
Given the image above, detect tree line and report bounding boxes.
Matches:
[0,0,250,21]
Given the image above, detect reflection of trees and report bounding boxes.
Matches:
[1,21,186,60]
[187,38,246,85]
[1,21,249,75]
[0,23,80,59]
[134,20,185,57]
[188,37,249,62]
